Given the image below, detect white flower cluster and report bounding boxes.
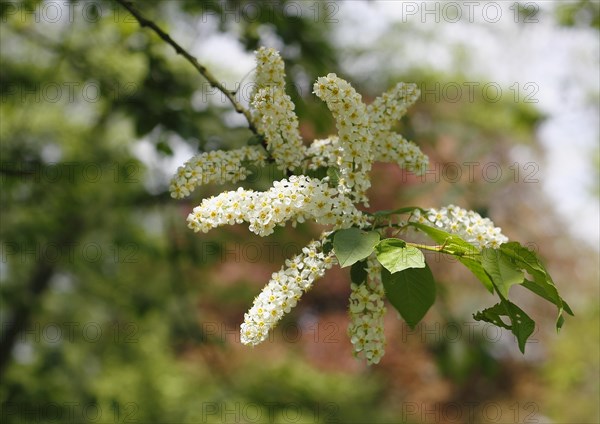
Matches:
[252,88,306,171]
[170,146,267,199]
[253,47,286,92]
[169,47,439,364]
[347,257,386,365]
[302,134,427,177]
[301,82,427,177]
[313,73,373,205]
[368,82,428,174]
[241,238,336,346]
[368,82,420,130]
[411,205,508,249]
[303,136,339,171]
[187,175,367,237]
[250,48,305,171]
[374,133,428,175]
[171,49,430,204]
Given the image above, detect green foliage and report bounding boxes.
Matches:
[330,216,570,353]
[457,255,495,293]
[332,228,380,268]
[408,222,495,292]
[381,265,436,329]
[375,238,425,274]
[473,300,535,353]
[500,242,573,329]
[481,248,524,298]
[408,223,478,256]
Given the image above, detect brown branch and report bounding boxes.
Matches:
[114,0,258,135]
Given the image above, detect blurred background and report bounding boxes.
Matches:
[1,1,598,423]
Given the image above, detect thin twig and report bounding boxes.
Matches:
[114,0,258,135]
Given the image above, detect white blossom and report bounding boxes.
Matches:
[313,73,373,206]
[368,82,428,174]
[303,134,428,176]
[169,146,267,199]
[241,237,336,346]
[252,87,306,171]
[303,136,339,171]
[253,47,286,93]
[302,82,427,175]
[186,175,368,237]
[347,257,386,365]
[368,82,420,131]
[411,205,508,249]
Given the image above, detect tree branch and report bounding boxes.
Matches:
[114,0,258,135]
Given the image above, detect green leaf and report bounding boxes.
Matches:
[375,238,425,274]
[500,243,552,289]
[409,223,495,293]
[333,228,380,268]
[350,260,368,285]
[481,248,525,298]
[381,264,436,329]
[521,279,572,331]
[521,279,573,316]
[500,242,572,330]
[556,314,565,331]
[457,256,495,293]
[409,223,479,256]
[500,242,545,273]
[473,300,535,353]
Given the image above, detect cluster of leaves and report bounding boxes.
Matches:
[327,207,572,353]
